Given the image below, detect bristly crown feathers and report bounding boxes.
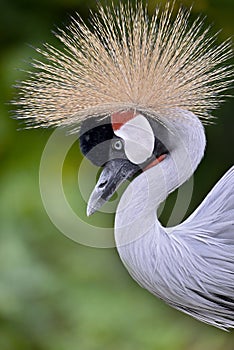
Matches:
[14,2,233,131]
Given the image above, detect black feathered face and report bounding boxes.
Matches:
[79,115,168,167]
[79,112,168,215]
[79,116,128,167]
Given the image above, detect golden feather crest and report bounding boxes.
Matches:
[15,2,233,130]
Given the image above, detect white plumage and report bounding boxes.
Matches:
[15,2,234,329]
[114,112,234,330]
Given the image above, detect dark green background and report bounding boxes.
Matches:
[0,0,233,349]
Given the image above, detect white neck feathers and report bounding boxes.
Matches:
[115,111,206,247]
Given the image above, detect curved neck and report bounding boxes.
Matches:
[115,111,206,246]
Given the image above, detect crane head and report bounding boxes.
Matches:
[79,110,168,215]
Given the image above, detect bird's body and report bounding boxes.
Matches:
[15,2,234,330]
[115,113,234,329]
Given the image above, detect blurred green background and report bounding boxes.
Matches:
[1,0,234,349]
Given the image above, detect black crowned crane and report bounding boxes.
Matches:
[15,2,234,330]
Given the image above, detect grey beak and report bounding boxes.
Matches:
[87,159,139,216]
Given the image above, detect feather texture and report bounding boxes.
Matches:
[14,2,233,130]
[115,113,234,330]
[14,2,234,329]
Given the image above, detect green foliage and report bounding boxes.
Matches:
[0,0,233,349]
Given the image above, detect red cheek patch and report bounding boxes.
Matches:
[111,110,135,131]
[143,154,167,171]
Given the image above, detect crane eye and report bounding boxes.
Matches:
[112,139,123,151]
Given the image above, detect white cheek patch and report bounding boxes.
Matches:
[114,114,155,164]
